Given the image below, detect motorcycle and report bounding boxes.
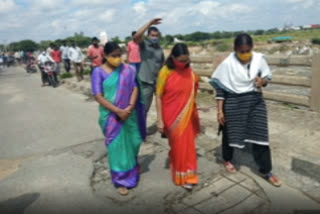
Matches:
[26,57,37,73]
[42,61,58,88]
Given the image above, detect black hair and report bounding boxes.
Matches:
[147,26,159,36]
[165,43,190,70]
[131,31,137,37]
[104,42,120,55]
[234,33,253,48]
[92,37,99,42]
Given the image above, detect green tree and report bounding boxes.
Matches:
[124,36,132,44]
[111,36,122,44]
[8,40,38,51]
[54,39,64,47]
[184,31,211,41]
[164,35,174,43]
[65,35,91,48]
[254,29,265,35]
[38,40,53,51]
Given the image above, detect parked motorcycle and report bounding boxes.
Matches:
[26,57,37,73]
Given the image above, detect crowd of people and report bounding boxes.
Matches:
[90,18,281,196]
[1,18,281,196]
[0,50,29,68]
[0,38,106,86]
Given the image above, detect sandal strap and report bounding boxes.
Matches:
[224,161,235,168]
[265,172,273,179]
[265,173,280,184]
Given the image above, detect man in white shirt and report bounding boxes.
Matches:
[68,41,84,81]
[37,51,54,87]
[60,41,71,73]
[47,43,54,55]
[14,51,21,65]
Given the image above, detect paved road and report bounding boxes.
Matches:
[0,67,319,214]
[0,67,102,159]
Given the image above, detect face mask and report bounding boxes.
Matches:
[173,58,188,70]
[237,52,252,62]
[107,57,122,67]
[149,37,159,44]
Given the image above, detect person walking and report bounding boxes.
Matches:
[87,37,104,75]
[127,31,141,72]
[60,41,71,73]
[210,33,281,187]
[133,18,165,135]
[91,42,146,195]
[51,44,62,83]
[156,43,200,190]
[133,18,164,113]
[68,41,84,81]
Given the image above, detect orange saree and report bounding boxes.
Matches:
[156,65,200,186]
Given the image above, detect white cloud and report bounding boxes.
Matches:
[29,0,66,10]
[195,1,221,16]
[133,2,147,16]
[0,0,15,14]
[0,0,319,43]
[287,0,317,9]
[71,0,127,6]
[99,9,116,22]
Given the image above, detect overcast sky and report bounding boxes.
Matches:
[0,0,319,43]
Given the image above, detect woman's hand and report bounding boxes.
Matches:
[217,111,225,126]
[157,119,164,134]
[116,109,130,121]
[255,77,267,88]
[124,105,133,114]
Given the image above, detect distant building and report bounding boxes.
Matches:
[302,24,320,29]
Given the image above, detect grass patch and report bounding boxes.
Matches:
[60,72,73,79]
[183,29,320,47]
[83,69,91,75]
[216,42,231,52]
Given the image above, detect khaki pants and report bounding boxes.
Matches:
[73,62,84,81]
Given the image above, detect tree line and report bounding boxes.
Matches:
[2,28,318,52]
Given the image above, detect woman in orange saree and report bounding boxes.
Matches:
[156,43,200,190]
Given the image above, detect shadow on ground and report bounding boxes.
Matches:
[0,193,40,214]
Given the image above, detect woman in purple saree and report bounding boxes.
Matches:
[91,42,146,195]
